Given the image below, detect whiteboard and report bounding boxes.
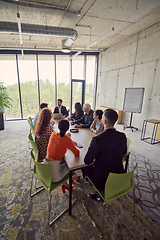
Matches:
[123,88,145,113]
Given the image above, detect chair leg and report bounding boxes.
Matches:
[118,194,135,216]
[83,177,103,238]
[133,188,136,216]
[101,202,105,238]
[30,175,45,197]
[83,176,88,200]
[35,178,37,189]
[34,177,43,189]
[48,193,52,225]
[30,174,34,197]
[48,192,75,226]
[28,144,32,170]
[82,200,102,238]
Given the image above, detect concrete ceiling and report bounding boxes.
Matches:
[0,0,160,52]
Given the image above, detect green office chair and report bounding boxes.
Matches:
[30,150,70,226]
[123,138,131,172]
[114,129,131,172]
[28,133,42,170]
[27,116,33,126]
[86,163,138,237]
[27,116,36,141]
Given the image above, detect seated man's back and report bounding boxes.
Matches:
[82,109,127,189]
[33,103,48,127]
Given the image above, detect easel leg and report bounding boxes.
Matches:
[124,113,138,132]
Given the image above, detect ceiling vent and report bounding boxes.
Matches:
[0,21,78,51]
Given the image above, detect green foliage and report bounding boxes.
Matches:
[5,80,94,119]
[57,82,70,108]
[85,83,94,106]
[0,82,12,113]
[40,79,55,109]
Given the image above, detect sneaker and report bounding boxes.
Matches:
[87,193,102,201]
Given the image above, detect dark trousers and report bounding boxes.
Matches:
[82,165,107,190]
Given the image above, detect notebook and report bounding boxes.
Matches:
[53,113,63,119]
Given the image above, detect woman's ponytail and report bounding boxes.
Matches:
[60,129,66,137]
[58,119,69,137]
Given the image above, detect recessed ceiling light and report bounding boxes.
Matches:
[61,48,71,53]
[61,39,71,53]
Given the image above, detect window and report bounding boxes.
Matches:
[72,81,83,111]
[0,52,98,120]
[38,55,55,112]
[72,55,84,80]
[0,55,21,119]
[86,56,96,109]
[56,55,70,110]
[18,55,39,118]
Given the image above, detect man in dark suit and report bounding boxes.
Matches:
[82,108,127,199]
[53,99,68,117]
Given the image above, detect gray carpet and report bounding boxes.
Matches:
[0,120,160,239]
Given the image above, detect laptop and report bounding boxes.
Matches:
[53,113,63,119]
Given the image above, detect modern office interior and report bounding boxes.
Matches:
[0,0,160,239]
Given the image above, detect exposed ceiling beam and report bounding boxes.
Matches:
[0,21,77,41]
[0,0,77,13]
[126,0,160,21]
[86,27,114,49]
[70,50,82,59]
[0,21,78,52]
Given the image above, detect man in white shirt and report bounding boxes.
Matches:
[53,99,68,117]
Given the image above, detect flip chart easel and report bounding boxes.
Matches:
[123,88,145,132]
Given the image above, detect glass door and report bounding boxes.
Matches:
[71,79,85,114]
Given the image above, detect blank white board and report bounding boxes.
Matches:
[123,88,145,113]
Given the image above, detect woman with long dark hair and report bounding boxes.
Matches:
[45,119,79,193]
[68,102,84,121]
[35,108,54,159]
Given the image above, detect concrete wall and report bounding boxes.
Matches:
[97,23,160,130]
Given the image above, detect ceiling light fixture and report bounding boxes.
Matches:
[70,50,82,59]
[126,0,160,21]
[86,27,114,49]
[62,48,71,53]
[17,12,23,45]
[17,12,24,57]
[61,39,71,53]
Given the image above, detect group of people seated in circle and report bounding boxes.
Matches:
[32,99,127,198]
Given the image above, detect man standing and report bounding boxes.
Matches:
[82,109,127,198]
[53,99,68,117]
[71,103,94,128]
[33,103,48,127]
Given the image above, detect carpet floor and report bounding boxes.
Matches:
[0,121,160,239]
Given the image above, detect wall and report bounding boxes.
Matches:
[96,23,160,130]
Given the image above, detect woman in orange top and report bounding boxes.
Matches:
[45,119,79,193]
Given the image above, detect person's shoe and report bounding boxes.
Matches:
[87,193,102,201]
[72,175,81,182]
[61,184,74,194]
